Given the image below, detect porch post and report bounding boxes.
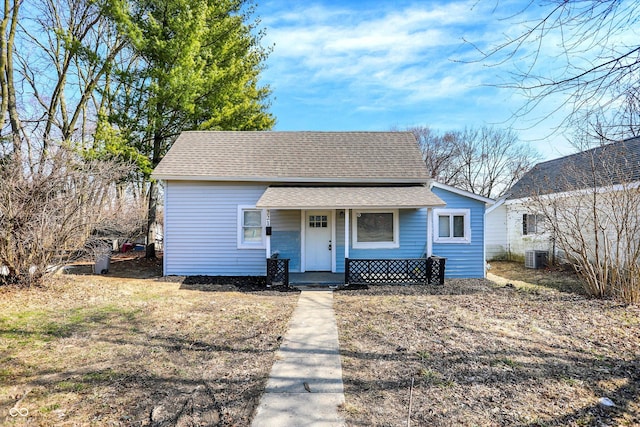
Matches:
[344,209,350,259]
[265,209,271,259]
[426,207,433,257]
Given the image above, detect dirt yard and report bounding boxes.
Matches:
[334,261,640,426]
[0,253,299,426]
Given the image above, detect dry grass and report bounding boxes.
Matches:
[0,255,298,426]
[489,260,585,295]
[335,264,640,427]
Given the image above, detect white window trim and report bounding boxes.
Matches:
[433,208,471,244]
[523,213,544,236]
[352,209,400,249]
[237,205,266,249]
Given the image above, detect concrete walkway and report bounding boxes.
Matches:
[252,290,346,427]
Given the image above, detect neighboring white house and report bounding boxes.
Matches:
[486,136,640,265]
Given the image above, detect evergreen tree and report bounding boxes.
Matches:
[105,0,274,255]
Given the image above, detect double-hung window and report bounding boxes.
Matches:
[433,209,470,243]
[523,214,543,235]
[237,205,265,249]
[352,210,399,249]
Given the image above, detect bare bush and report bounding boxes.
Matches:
[527,139,640,303]
[0,147,134,286]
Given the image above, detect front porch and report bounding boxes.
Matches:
[267,257,446,287]
[256,185,447,275]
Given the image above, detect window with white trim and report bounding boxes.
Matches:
[352,210,399,249]
[237,206,265,249]
[522,213,543,235]
[433,209,470,243]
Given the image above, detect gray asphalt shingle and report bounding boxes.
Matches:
[152,131,429,183]
[255,185,445,209]
[507,137,640,199]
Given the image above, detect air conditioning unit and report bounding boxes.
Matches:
[525,250,548,269]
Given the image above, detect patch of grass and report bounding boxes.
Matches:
[490,357,521,368]
[620,311,640,326]
[419,369,455,388]
[0,367,12,381]
[339,402,363,416]
[40,403,61,413]
[489,260,584,294]
[419,368,438,380]
[81,370,119,383]
[0,257,298,426]
[416,350,431,360]
[560,376,583,387]
[0,306,141,345]
[55,380,86,392]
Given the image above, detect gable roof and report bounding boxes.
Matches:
[429,181,495,205]
[507,136,640,200]
[152,131,429,183]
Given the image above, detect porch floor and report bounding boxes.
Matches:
[289,272,345,286]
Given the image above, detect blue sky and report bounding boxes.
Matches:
[256,0,579,160]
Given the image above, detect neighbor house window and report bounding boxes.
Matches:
[523,214,543,235]
[237,206,265,249]
[352,210,399,249]
[433,209,470,243]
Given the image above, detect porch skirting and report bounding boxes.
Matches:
[345,257,446,286]
[265,257,446,287]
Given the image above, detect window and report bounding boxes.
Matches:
[237,206,265,249]
[523,214,543,235]
[352,210,399,249]
[433,209,470,243]
[309,215,328,228]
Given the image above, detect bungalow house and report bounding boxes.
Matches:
[152,131,493,280]
[486,136,640,265]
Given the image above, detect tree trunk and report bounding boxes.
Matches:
[145,179,158,258]
[2,0,22,156]
[145,130,163,259]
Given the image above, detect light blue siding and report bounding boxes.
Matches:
[348,209,426,260]
[335,209,427,273]
[164,181,268,276]
[431,187,486,278]
[164,182,486,279]
[270,210,301,272]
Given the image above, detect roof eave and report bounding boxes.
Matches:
[429,181,496,204]
[256,203,447,210]
[151,174,430,184]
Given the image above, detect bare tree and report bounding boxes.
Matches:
[0,147,135,286]
[475,1,640,138]
[404,126,462,185]
[14,0,128,159]
[403,125,539,199]
[452,127,540,199]
[0,0,24,155]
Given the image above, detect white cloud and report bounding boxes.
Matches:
[257,0,610,160]
[261,0,492,98]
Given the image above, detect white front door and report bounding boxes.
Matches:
[305,211,332,271]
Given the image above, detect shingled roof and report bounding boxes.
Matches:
[507,137,640,200]
[152,131,429,183]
